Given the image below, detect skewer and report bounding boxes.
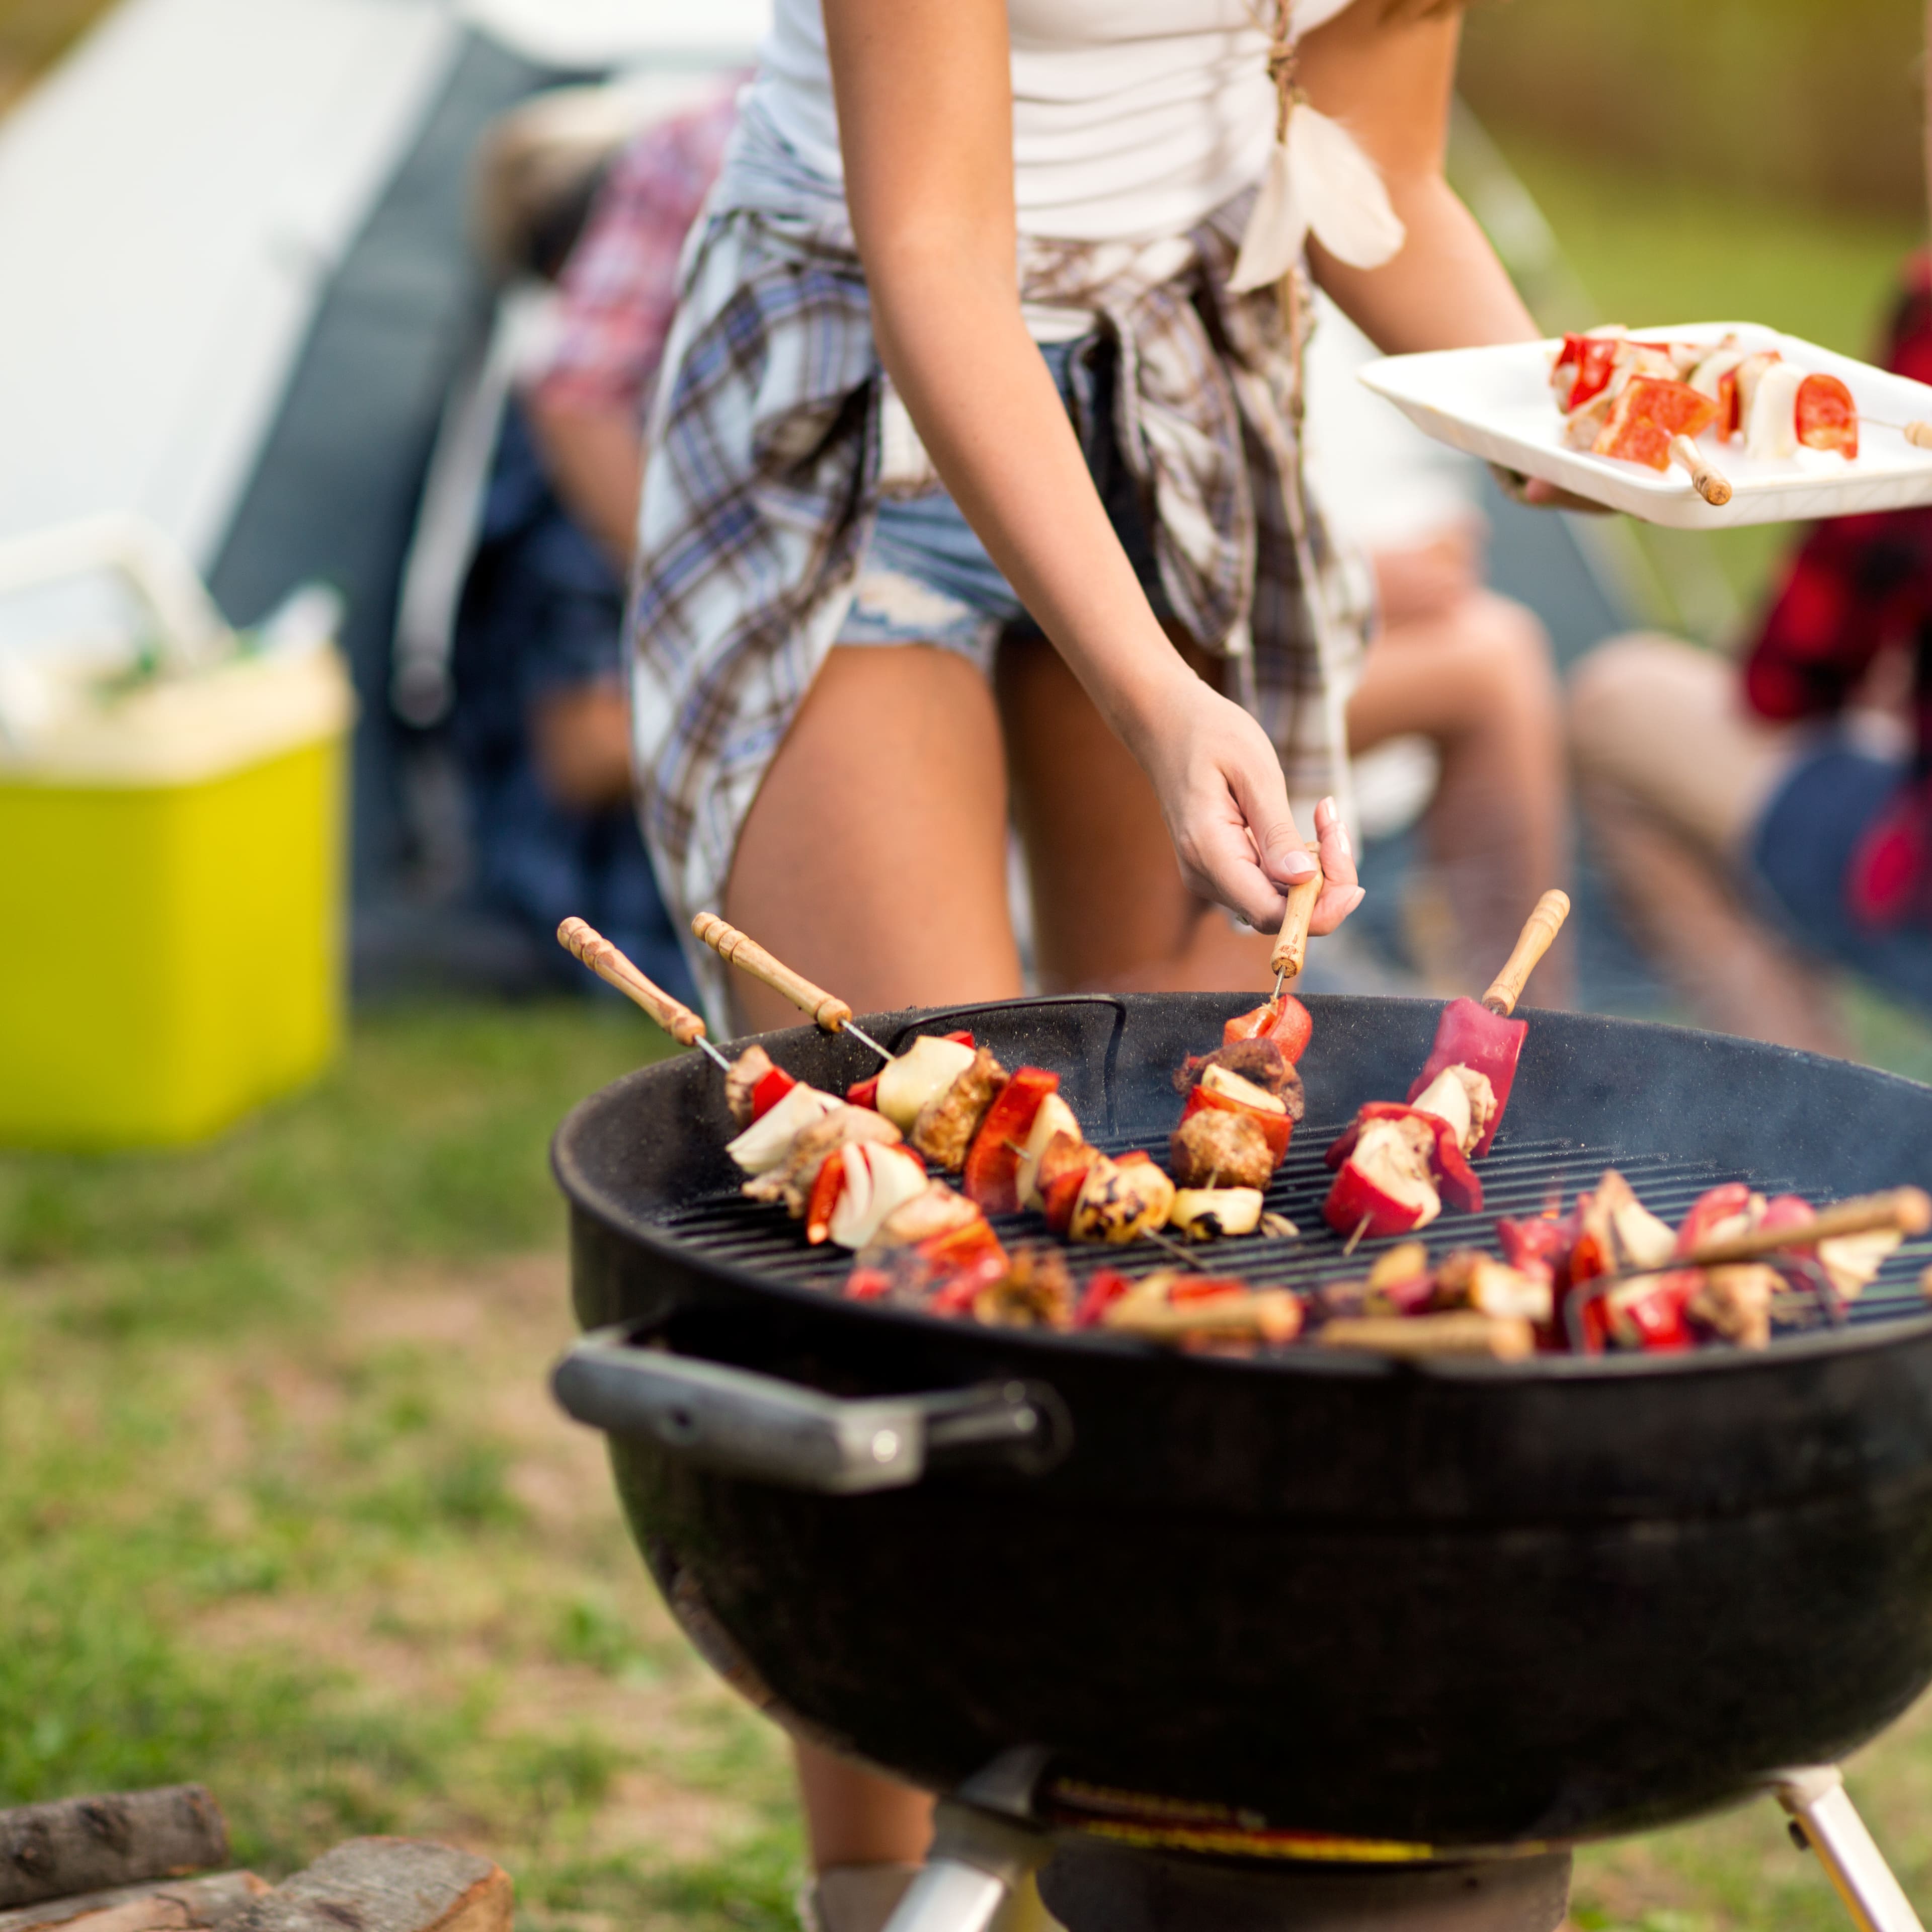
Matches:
[1670,434,1732,506]
[1144,1229,1209,1271]
[1270,865,1323,1001]
[1480,889,1571,1018]
[1863,415,1932,448]
[689,912,894,1062]
[556,917,730,1072]
[1584,1187,1932,1296]
[1341,1213,1372,1257]
[1680,1187,1930,1270]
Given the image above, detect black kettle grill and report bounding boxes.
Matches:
[550,993,1932,1931]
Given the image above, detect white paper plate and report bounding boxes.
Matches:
[1357,324,1932,529]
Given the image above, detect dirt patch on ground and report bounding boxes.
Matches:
[183,1250,774,1879]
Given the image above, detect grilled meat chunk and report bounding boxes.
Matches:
[1687,1264,1776,1349]
[1070,1154,1175,1244]
[912,1046,1009,1169]
[865,1182,983,1254]
[742,1104,901,1214]
[972,1245,1075,1329]
[1169,1107,1275,1190]
[725,1044,777,1128]
[1173,1039,1305,1121]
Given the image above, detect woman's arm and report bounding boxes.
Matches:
[824,0,1359,937]
[1297,5,1539,353]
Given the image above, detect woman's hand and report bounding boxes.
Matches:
[1132,672,1363,938]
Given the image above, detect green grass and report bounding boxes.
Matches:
[0,1003,800,1931]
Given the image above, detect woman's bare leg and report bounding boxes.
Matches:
[1567,633,1847,1054]
[997,632,1285,992]
[1346,589,1570,1001]
[725,643,1024,1874]
[725,643,1024,1033]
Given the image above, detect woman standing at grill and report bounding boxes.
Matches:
[626,0,1552,1920]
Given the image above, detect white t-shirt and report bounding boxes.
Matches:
[749,0,1358,243]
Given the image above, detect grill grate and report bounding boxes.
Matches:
[650,1120,1932,1338]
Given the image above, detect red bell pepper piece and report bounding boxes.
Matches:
[1324,1103,1482,1214]
[1407,999,1525,1158]
[962,1067,1061,1214]
[1223,994,1313,1063]
[1042,1164,1091,1236]
[923,1221,1011,1315]
[1169,1276,1249,1306]
[1074,1269,1134,1328]
[1558,333,1625,411]
[1600,1268,1698,1352]
[750,1065,798,1120]
[944,1030,975,1048]
[1673,1182,1756,1258]
[804,1153,845,1245]
[1180,1083,1293,1168]
[1497,1213,1569,1276]
[846,1074,881,1109]
[1759,1194,1817,1237]
[1796,373,1858,459]
[1322,1151,1437,1241]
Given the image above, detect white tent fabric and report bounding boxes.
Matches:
[0,0,464,567]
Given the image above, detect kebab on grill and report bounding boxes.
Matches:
[1551,329,1870,478]
[1308,1174,1929,1358]
[688,915,1184,1254]
[1322,891,1568,1241]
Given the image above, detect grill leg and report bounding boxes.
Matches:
[1775,1766,1925,1932]
[879,1802,1052,1932]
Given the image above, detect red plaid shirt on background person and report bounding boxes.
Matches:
[1742,254,1932,927]
[523,80,742,418]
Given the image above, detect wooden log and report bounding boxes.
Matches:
[224,1843,509,1932]
[0,1792,229,1910]
[0,1873,268,1932]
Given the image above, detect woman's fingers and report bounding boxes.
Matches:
[1309,794,1366,935]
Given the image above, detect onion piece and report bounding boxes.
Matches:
[876,1035,978,1131]
[829,1144,931,1249]
[1016,1093,1081,1210]
[726,1082,839,1174]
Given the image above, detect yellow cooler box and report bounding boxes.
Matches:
[0,643,354,1148]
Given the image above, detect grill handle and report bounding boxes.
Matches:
[553,1326,1071,1494]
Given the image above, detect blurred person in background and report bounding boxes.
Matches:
[1305,294,1570,1002]
[1568,256,1932,1053]
[447,80,740,1004]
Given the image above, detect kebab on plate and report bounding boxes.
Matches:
[1550,329,1873,487]
[1322,890,1568,1243]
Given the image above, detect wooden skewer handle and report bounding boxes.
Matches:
[1270,868,1323,983]
[1670,434,1733,507]
[1105,1290,1301,1343]
[1317,1313,1535,1361]
[1904,421,1932,450]
[557,917,708,1046]
[1684,1187,1932,1269]
[1482,889,1571,1017]
[690,912,853,1032]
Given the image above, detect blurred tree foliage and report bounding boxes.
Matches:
[1461,0,1928,217]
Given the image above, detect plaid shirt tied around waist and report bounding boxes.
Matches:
[628,104,1365,1024]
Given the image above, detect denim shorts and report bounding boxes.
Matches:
[835,333,1173,666]
[1745,739,1932,1008]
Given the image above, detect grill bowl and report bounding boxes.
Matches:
[554,994,1932,1849]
